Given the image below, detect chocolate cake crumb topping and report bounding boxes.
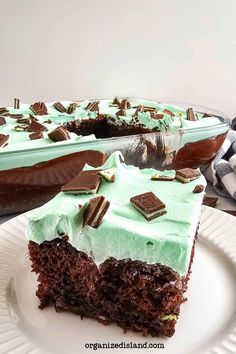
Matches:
[130,192,166,221]
[186,108,196,121]
[0,117,6,126]
[192,184,204,193]
[29,131,44,140]
[48,126,70,141]
[0,134,9,147]
[30,102,48,116]
[61,170,101,194]
[53,102,67,113]
[85,101,100,112]
[83,195,110,228]
[14,98,20,109]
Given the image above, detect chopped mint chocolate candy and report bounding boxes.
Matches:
[48,126,70,141]
[27,121,48,132]
[151,113,164,120]
[29,131,44,140]
[119,99,131,110]
[14,98,20,109]
[0,117,6,126]
[67,103,78,114]
[175,168,201,183]
[0,134,9,147]
[163,109,175,117]
[83,195,110,228]
[112,96,121,106]
[192,184,204,193]
[14,125,28,132]
[130,192,167,221]
[30,102,48,116]
[162,314,177,321]
[134,105,144,116]
[61,170,101,195]
[99,168,116,182]
[116,109,126,117]
[8,114,24,119]
[53,102,67,113]
[85,101,100,112]
[203,112,213,118]
[143,106,156,112]
[203,196,218,207]
[186,108,196,121]
[0,107,9,116]
[222,210,236,217]
[151,173,175,181]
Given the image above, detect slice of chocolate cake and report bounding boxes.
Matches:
[26,152,206,337]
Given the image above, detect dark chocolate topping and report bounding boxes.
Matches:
[0,117,6,126]
[30,102,48,116]
[48,126,70,141]
[130,191,166,214]
[83,195,110,228]
[29,131,44,140]
[53,102,67,113]
[186,108,196,121]
[0,134,9,147]
[61,170,101,194]
[27,120,48,132]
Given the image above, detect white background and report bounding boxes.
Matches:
[0,0,236,117]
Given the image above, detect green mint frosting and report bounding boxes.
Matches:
[26,151,206,276]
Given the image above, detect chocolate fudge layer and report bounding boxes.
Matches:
[0,150,106,215]
[26,152,206,337]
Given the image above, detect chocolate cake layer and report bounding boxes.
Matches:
[0,150,106,215]
[28,231,197,338]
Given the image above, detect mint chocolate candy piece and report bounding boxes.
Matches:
[48,126,70,141]
[85,101,100,112]
[53,102,67,113]
[0,134,9,147]
[67,103,78,114]
[61,170,101,194]
[29,131,44,140]
[30,102,48,115]
[14,98,20,109]
[203,196,218,207]
[83,195,110,228]
[186,108,196,121]
[0,117,6,126]
[99,168,116,182]
[175,168,201,183]
[119,99,131,110]
[192,184,204,193]
[130,191,167,221]
[27,120,48,132]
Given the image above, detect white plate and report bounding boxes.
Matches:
[0,206,236,354]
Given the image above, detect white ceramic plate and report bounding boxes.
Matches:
[0,206,236,354]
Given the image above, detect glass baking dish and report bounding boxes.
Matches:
[0,102,229,171]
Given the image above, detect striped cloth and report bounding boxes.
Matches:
[204,127,236,201]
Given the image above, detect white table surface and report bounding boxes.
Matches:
[0,182,235,226]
